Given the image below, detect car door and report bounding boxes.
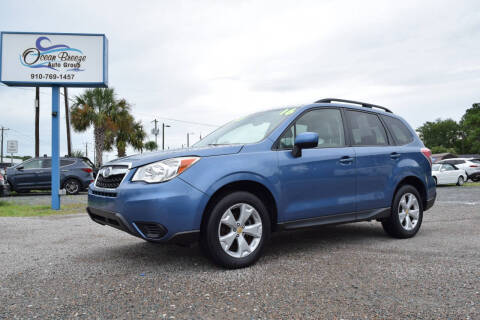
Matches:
[443,163,460,183]
[345,110,396,211]
[13,159,43,189]
[277,108,356,221]
[36,159,52,188]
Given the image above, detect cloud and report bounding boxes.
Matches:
[1,0,479,158]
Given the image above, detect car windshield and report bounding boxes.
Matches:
[432,164,441,171]
[193,108,296,147]
[471,159,480,164]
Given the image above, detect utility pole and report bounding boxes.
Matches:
[1,127,10,164]
[35,87,40,157]
[64,87,72,156]
[151,119,159,150]
[187,132,195,148]
[84,142,88,158]
[162,123,171,150]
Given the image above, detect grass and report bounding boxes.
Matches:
[0,201,86,217]
[464,182,480,187]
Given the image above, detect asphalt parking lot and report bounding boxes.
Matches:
[0,186,479,319]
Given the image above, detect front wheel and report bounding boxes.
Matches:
[456,175,464,186]
[201,191,271,269]
[382,185,423,239]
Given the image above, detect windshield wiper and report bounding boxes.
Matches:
[208,143,230,146]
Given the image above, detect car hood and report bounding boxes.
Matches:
[104,145,244,168]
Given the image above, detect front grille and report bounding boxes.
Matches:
[92,190,117,197]
[95,165,128,189]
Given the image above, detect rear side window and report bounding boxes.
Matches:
[345,110,388,146]
[382,116,414,145]
[278,108,345,149]
[442,164,456,171]
[61,160,75,167]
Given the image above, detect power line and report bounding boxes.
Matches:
[2,84,220,130]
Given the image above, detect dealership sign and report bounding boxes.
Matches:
[0,31,108,210]
[0,32,108,87]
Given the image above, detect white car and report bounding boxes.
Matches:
[436,158,480,181]
[432,163,467,186]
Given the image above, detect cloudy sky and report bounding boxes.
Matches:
[1,0,479,161]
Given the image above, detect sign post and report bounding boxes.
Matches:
[1,32,108,209]
[6,140,18,166]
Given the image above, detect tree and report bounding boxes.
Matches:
[104,99,146,157]
[429,146,457,154]
[70,88,120,167]
[71,150,85,158]
[416,119,460,152]
[144,141,158,151]
[460,103,480,154]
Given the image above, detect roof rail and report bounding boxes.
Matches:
[314,98,393,113]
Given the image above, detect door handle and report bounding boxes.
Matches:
[390,152,401,159]
[339,156,354,164]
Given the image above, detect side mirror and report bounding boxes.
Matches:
[17,166,24,170]
[292,132,319,158]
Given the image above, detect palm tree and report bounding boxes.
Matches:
[104,99,146,157]
[144,141,158,151]
[70,88,120,167]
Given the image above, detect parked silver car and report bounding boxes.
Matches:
[436,158,480,181]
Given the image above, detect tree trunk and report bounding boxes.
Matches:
[117,141,126,158]
[94,126,105,167]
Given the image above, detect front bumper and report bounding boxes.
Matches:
[87,172,208,244]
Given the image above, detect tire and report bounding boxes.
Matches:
[456,176,464,186]
[433,177,437,186]
[64,178,81,195]
[201,191,271,269]
[382,185,423,239]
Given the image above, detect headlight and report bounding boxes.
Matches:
[132,157,200,183]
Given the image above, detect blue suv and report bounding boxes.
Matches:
[87,98,436,268]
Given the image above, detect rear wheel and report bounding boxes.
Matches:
[382,185,423,238]
[456,176,464,186]
[201,191,270,269]
[433,177,438,186]
[64,178,81,195]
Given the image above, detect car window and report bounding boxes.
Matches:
[194,108,296,147]
[82,158,94,168]
[442,164,455,171]
[432,164,441,171]
[346,110,388,146]
[41,159,52,168]
[61,159,75,167]
[471,159,480,164]
[21,159,42,169]
[278,108,345,149]
[382,116,414,145]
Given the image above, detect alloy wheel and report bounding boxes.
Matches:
[217,203,263,258]
[65,180,79,194]
[398,193,419,231]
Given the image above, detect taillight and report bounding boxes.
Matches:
[0,175,3,181]
[470,165,479,168]
[81,168,93,173]
[421,148,432,166]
